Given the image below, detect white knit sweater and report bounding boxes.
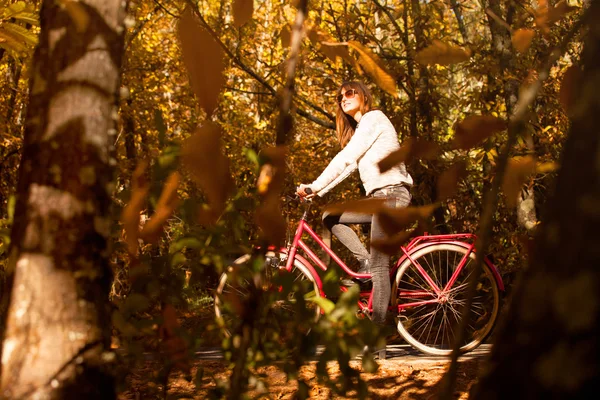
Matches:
[310,110,413,197]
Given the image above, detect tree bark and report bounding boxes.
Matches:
[473,2,600,397]
[0,0,126,398]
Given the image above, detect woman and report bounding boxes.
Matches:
[296,81,412,340]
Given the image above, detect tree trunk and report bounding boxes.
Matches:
[0,0,126,398]
[473,2,600,397]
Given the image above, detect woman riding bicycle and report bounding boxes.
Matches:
[296,81,413,330]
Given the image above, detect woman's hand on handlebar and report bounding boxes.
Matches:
[296,184,315,199]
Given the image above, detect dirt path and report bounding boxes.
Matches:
[118,345,488,399]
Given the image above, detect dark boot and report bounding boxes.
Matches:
[341,259,370,287]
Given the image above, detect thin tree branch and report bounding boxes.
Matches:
[0,148,21,166]
[125,5,161,50]
[297,108,335,130]
[276,0,308,145]
[439,9,590,400]
[184,0,333,129]
[223,86,272,95]
[371,0,409,49]
[450,0,469,43]
[485,7,513,32]
[371,0,415,99]
[151,0,179,19]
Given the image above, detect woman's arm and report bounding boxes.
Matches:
[309,111,385,194]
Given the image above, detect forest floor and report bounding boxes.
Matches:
[119,357,480,399]
[117,308,483,399]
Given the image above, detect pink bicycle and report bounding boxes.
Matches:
[214,199,504,356]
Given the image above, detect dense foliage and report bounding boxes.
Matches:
[0,0,586,398]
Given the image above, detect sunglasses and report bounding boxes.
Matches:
[337,89,357,103]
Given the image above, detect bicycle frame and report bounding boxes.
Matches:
[280,204,504,314]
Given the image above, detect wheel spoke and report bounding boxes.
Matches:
[394,244,500,355]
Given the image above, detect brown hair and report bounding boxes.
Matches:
[335,81,373,148]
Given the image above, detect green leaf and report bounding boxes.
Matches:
[307,295,335,314]
[194,366,205,388]
[11,13,39,26]
[169,237,203,253]
[124,293,151,313]
[2,23,36,46]
[112,310,137,336]
[0,27,28,52]
[7,195,15,223]
[170,251,187,267]
[243,147,259,168]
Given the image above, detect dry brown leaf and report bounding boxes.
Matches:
[347,41,398,97]
[181,122,233,220]
[437,161,468,201]
[255,194,286,245]
[257,164,275,195]
[255,146,288,244]
[536,161,559,174]
[121,162,149,255]
[453,115,506,150]
[415,40,471,66]
[535,0,576,33]
[139,172,181,243]
[232,0,254,27]
[280,25,291,49]
[378,138,441,173]
[324,198,388,216]
[371,229,415,255]
[320,42,354,64]
[178,8,225,115]
[64,1,89,32]
[258,146,288,196]
[502,156,537,207]
[376,204,438,236]
[559,65,581,115]
[512,29,535,53]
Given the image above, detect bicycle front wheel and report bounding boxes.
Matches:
[391,243,500,356]
[214,252,321,340]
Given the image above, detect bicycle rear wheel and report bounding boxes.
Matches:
[214,252,321,340]
[391,243,500,356]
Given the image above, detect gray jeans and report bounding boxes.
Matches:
[322,184,411,325]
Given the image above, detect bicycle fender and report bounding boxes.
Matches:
[395,241,505,291]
